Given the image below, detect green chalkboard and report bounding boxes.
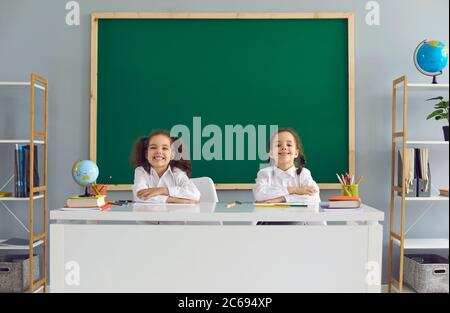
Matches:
[93,15,354,189]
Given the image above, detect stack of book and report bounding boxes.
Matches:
[440,188,449,197]
[64,195,109,210]
[14,144,39,197]
[322,195,361,211]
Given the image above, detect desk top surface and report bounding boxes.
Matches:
[50,202,384,223]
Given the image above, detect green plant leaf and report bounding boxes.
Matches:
[427,110,444,120]
[426,96,444,101]
[435,101,449,108]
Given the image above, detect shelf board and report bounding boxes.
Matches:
[0,81,46,91]
[404,196,449,201]
[395,83,449,89]
[0,239,44,250]
[0,194,44,201]
[406,141,449,146]
[0,139,45,145]
[407,83,449,88]
[393,238,449,250]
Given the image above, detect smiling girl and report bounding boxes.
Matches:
[253,128,320,203]
[131,130,200,203]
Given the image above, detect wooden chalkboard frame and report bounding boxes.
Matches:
[90,12,355,191]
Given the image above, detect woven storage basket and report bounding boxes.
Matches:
[404,254,449,293]
[0,255,40,293]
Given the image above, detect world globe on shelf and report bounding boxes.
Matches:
[72,160,99,196]
[414,40,449,84]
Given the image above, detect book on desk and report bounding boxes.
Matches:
[321,196,362,212]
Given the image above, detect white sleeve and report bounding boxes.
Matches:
[299,169,321,203]
[252,170,289,202]
[167,172,201,201]
[284,194,318,203]
[133,167,148,201]
[139,195,169,203]
[132,167,169,203]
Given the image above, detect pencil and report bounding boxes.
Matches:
[336,173,344,185]
[356,176,364,185]
[254,205,291,208]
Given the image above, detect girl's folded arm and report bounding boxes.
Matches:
[299,170,321,202]
[253,171,289,202]
[133,167,169,202]
[167,172,201,201]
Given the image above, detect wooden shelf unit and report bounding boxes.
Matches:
[0,73,48,293]
[388,75,449,293]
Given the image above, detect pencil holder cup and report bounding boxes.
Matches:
[341,184,359,197]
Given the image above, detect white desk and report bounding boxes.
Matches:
[50,203,384,293]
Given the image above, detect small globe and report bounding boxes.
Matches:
[72,160,99,187]
[414,40,448,83]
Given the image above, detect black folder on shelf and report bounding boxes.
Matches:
[23,145,40,196]
[415,148,431,197]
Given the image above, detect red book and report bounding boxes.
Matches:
[328,196,361,208]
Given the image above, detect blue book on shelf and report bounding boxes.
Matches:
[18,144,25,197]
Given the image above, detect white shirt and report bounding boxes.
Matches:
[253,165,321,203]
[133,166,201,203]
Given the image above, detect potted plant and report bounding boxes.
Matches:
[426,96,449,141]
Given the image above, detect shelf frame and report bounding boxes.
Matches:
[0,74,48,293]
[388,75,449,294]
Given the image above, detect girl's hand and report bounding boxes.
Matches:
[288,186,317,196]
[255,196,286,203]
[137,187,169,200]
[166,197,199,204]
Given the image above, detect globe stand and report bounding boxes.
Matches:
[427,70,443,84]
[79,186,92,197]
[432,76,437,84]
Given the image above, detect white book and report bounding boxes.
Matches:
[60,207,105,211]
[328,200,361,208]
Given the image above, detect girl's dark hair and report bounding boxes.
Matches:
[269,128,306,175]
[130,130,192,177]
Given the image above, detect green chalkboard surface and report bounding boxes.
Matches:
[93,15,353,188]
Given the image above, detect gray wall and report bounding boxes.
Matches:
[0,0,448,285]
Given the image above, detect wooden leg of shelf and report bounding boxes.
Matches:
[389,81,397,295]
[32,278,46,293]
[390,277,401,293]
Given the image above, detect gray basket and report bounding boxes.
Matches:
[404,254,449,293]
[0,255,40,293]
